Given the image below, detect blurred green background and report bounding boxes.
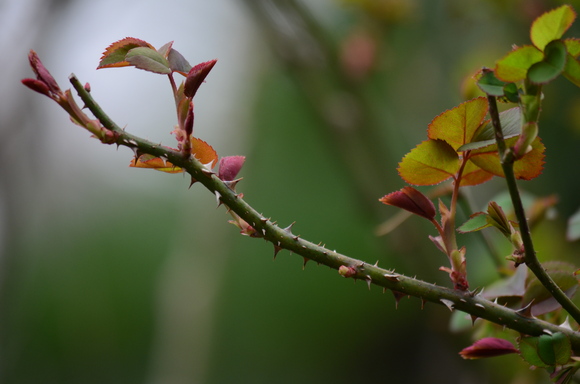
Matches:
[3,0,580,383]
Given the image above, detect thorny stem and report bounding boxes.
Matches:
[487,94,580,325]
[66,73,580,348]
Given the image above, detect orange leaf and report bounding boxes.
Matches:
[130,154,182,173]
[428,97,489,151]
[98,37,155,69]
[398,139,460,186]
[459,160,494,186]
[191,137,218,168]
[469,136,545,180]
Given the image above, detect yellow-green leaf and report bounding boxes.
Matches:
[427,97,489,151]
[530,5,576,51]
[398,139,460,186]
[495,45,544,82]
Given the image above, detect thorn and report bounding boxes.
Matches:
[283,222,295,232]
[560,317,573,331]
[474,303,485,310]
[421,298,426,310]
[383,273,400,282]
[543,329,553,336]
[159,156,168,167]
[516,300,535,317]
[189,176,198,188]
[302,257,309,270]
[373,260,379,267]
[392,291,405,309]
[470,315,478,326]
[215,191,222,207]
[365,275,372,290]
[224,178,242,191]
[440,299,454,311]
[260,217,268,223]
[273,242,282,259]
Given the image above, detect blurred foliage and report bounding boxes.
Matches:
[4,0,580,383]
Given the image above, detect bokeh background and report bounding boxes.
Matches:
[2,0,580,383]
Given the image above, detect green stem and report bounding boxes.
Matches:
[67,73,580,346]
[487,94,580,324]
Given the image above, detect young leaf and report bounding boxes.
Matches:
[427,97,489,151]
[97,37,155,69]
[125,47,172,74]
[530,5,576,51]
[398,139,460,186]
[477,69,507,97]
[457,212,490,233]
[527,39,568,84]
[519,336,549,368]
[459,107,521,151]
[458,160,494,187]
[130,154,183,173]
[167,48,193,76]
[184,60,218,98]
[459,337,519,359]
[495,45,544,82]
[191,137,218,168]
[563,51,580,87]
[468,136,545,180]
[379,186,436,221]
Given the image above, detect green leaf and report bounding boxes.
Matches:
[495,45,544,82]
[457,107,521,152]
[397,139,460,186]
[565,38,580,57]
[457,212,490,233]
[527,40,567,84]
[563,53,580,87]
[477,70,506,96]
[125,47,171,74]
[519,336,549,368]
[566,207,580,241]
[427,97,489,151]
[530,5,576,51]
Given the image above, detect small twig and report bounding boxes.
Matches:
[487,94,580,324]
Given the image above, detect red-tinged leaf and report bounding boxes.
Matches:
[97,37,155,69]
[130,154,182,173]
[167,48,193,76]
[125,47,171,74]
[459,160,494,187]
[398,139,460,186]
[21,78,51,97]
[379,186,436,221]
[459,338,519,360]
[184,60,217,98]
[27,50,61,95]
[428,97,489,151]
[218,156,246,181]
[191,137,218,168]
[156,41,174,59]
[530,5,576,51]
[469,136,545,180]
[495,45,544,82]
